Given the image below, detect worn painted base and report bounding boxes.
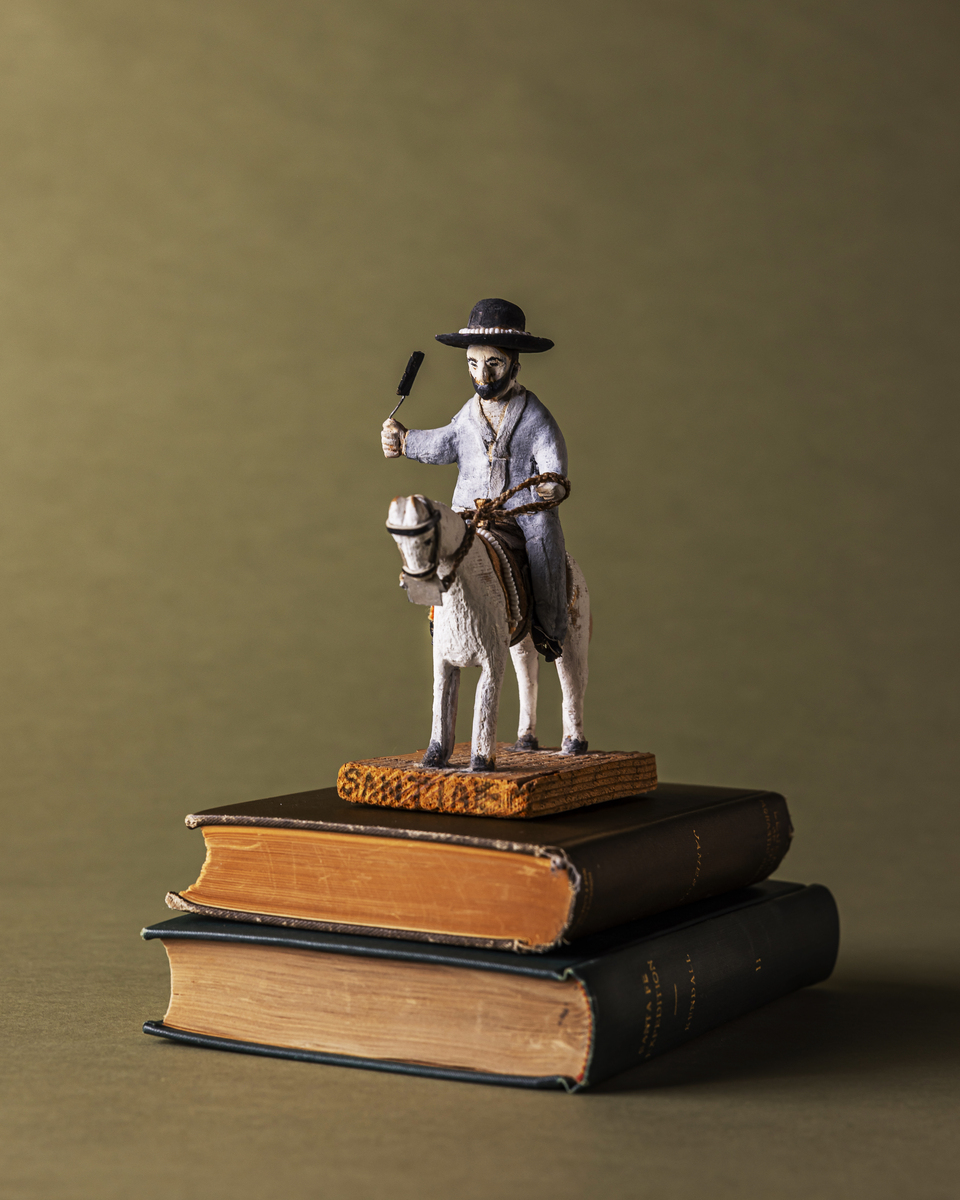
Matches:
[337,744,658,818]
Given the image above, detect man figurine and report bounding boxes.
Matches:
[381,298,569,660]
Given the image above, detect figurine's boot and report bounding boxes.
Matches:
[517,510,569,659]
[531,622,564,663]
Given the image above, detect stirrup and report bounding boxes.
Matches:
[532,624,563,662]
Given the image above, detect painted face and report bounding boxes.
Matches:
[466,345,518,400]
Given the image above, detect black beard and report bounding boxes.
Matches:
[474,378,515,401]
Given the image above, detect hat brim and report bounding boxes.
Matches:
[435,332,554,353]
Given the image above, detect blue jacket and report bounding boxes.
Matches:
[403,390,567,510]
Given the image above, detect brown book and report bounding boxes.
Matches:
[145,882,838,1089]
[166,783,793,952]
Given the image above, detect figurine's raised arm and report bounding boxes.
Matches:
[403,414,463,467]
[381,417,407,458]
[381,350,425,458]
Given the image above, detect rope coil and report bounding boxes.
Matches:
[438,472,570,592]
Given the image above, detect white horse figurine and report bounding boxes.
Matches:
[386,493,590,772]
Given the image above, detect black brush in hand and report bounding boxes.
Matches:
[387,351,425,421]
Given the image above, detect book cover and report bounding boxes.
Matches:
[166,783,793,951]
[145,879,838,1090]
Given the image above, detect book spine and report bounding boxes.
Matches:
[575,883,839,1088]
[564,792,793,939]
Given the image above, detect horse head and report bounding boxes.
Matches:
[386,495,464,580]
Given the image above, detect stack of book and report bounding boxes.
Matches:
[142,778,839,1091]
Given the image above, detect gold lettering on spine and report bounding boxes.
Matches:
[753,797,781,881]
[677,828,703,903]
[638,960,664,1059]
[684,953,697,1031]
[638,972,652,1055]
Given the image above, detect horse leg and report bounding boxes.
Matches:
[509,635,540,750]
[557,569,590,756]
[557,644,588,755]
[422,657,459,767]
[470,649,507,771]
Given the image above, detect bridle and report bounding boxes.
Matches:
[385,472,571,598]
[385,500,446,582]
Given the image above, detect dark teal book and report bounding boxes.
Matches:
[143,879,839,1090]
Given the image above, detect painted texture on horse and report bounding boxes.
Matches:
[387,494,589,772]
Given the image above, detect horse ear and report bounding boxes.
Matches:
[410,495,433,523]
[386,496,407,527]
[386,495,433,528]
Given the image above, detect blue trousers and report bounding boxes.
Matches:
[516,509,568,645]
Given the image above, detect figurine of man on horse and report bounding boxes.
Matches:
[382,298,571,663]
[382,298,589,771]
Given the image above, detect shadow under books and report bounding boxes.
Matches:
[595,971,960,1093]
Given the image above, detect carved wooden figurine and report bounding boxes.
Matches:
[382,299,590,772]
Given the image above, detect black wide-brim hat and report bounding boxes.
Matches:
[435,298,554,353]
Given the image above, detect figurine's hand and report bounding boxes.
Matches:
[381,418,407,458]
[536,480,566,502]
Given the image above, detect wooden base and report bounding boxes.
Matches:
[337,743,658,819]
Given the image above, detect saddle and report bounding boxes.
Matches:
[475,514,534,648]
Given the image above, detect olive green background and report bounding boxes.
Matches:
[1,1,957,1197]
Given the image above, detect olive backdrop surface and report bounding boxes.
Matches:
[1,2,957,1197]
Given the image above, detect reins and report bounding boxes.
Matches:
[438,472,570,592]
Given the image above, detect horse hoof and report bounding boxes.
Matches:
[421,742,449,768]
[470,755,496,772]
[510,736,539,752]
[560,736,589,756]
